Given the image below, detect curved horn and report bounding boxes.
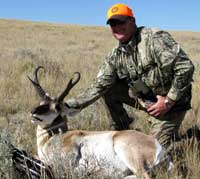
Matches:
[57,72,80,102]
[27,66,51,101]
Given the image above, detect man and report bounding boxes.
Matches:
[67,3,194,150]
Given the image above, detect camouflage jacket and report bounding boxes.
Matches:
[68,27,194,110]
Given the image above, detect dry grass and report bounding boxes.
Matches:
[0,19,200,178]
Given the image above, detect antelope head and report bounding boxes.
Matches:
[28,66,80,128]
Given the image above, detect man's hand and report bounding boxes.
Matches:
[147,95,175,118]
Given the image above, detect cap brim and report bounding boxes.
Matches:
[106,15,129,25]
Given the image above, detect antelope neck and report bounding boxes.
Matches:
[43,115,68,137]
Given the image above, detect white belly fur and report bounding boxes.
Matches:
[78,132,128,175]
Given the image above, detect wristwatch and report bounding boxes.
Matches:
[164,98,174,109]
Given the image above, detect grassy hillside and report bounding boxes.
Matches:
[0,19,200,178]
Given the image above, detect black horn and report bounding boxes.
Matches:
[28,66,51,101]
[57,72,80,102]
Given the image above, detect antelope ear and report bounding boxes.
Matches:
[63,104,80,117]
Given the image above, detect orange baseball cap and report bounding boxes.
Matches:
[106,3,134,24]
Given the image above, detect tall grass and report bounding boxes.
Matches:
[0,19,200,178]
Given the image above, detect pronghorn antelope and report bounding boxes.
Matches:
[28,66,166,179]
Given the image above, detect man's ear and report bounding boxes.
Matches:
[132,17,136,24]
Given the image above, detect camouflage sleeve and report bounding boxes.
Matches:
[151,31,194,101]
[66,55,116,109]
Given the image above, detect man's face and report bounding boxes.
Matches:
[109,17,136,43]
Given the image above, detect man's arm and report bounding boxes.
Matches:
[152,31,194,101]
[147,31,194,117]
[66,56,116,110]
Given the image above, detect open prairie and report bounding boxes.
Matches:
[0,19,200,178]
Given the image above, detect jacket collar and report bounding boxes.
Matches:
[117,26,144,54]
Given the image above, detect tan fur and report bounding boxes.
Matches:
[34,123,163,179]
